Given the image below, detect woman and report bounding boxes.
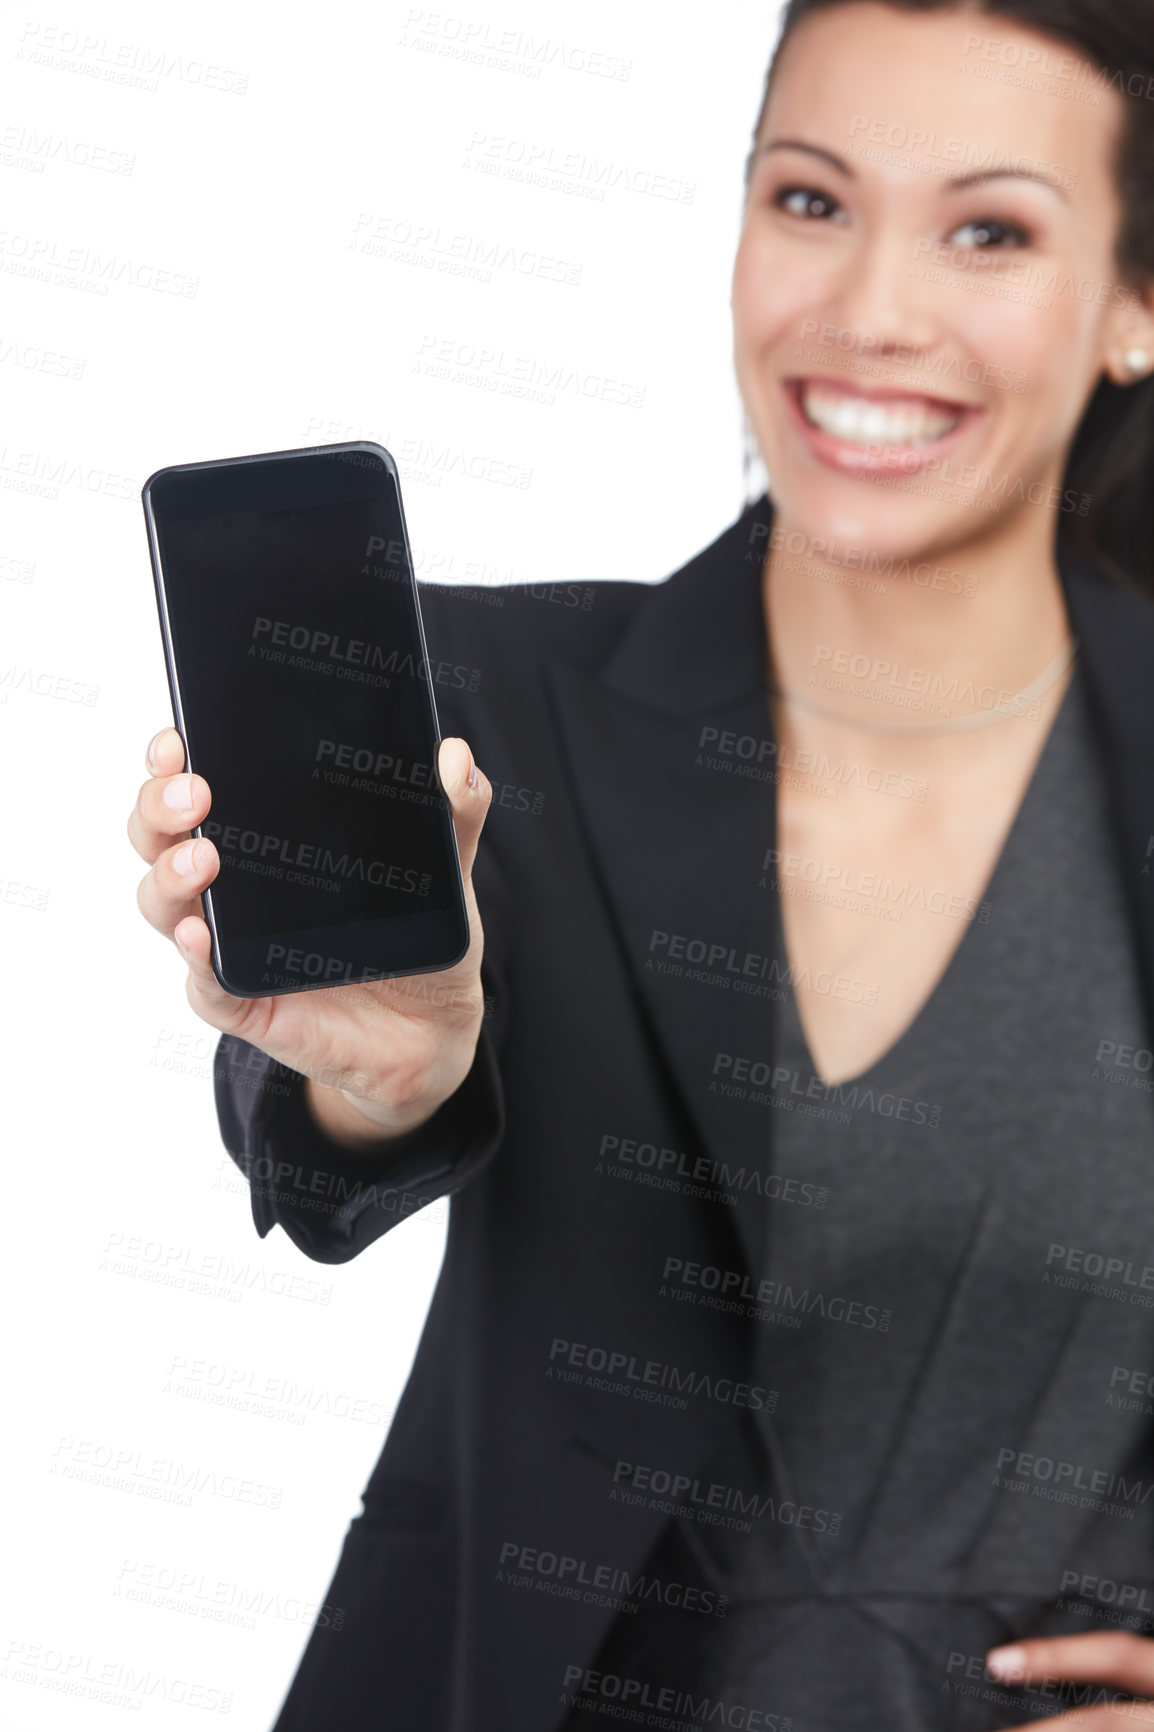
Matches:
[128,1,1154,1727]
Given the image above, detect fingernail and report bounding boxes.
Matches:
[172,841,199,877]
[466,749,478,790]
[146,732,163,772]
[163,774,194,813]
[986,1646,1026,1677]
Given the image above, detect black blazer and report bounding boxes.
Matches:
[214,493,1154,1732]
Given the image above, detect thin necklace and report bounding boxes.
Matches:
[766,637,1079,738]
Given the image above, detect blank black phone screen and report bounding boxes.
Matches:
[155,484,457,957]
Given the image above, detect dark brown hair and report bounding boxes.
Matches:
[745,0,1154,596]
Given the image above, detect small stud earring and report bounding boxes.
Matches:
[1125,346,1149,377]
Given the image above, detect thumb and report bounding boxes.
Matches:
[438,737,492,881]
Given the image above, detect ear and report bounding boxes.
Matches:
[1103,277,1154,385]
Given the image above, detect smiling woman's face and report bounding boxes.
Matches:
[732,1,1141,563]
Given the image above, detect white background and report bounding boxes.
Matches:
[0,2,782,1724]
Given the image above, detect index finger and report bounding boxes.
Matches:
[146,726,185,776]
[128,728,207,864]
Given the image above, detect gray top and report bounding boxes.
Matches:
[563,664,1154,1732]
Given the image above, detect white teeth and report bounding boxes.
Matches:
[801,384,960,447]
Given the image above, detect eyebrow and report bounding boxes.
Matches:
[757,138,1067,197]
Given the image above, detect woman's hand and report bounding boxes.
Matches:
[989,1632,1154,1727]
[129,726,493,1146]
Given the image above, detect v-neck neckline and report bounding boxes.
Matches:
[774,664,1082,1094]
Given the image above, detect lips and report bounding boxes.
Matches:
[783,377,979,475]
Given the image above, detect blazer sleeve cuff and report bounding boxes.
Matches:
[212,1024,505,1265]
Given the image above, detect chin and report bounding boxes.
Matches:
[770,474,962,566]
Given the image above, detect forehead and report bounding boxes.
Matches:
[761,3,1119,183]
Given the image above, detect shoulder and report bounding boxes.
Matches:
[414,578,661,850]
[414,499,769,761]
[1059,534,1154,770]
[416,498,766,690]
[415,573,658,686]
[415,574,669,741]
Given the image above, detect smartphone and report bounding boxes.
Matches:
[142,441,470,998]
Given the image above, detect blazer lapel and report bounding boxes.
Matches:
[545,496,785,1282]
[1059,539,1154,1037]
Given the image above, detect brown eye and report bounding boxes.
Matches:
[776,185,843,220]
[948,217,1030,249]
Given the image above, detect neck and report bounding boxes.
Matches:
[764,504,1073,734]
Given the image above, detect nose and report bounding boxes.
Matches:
[823,219,941,362]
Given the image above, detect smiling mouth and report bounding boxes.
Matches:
[795,380,964,448]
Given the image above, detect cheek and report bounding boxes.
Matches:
[951,287,1102,427]
[733,230,824,358]
[956,290,1080,377]
[730,239,764,351]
